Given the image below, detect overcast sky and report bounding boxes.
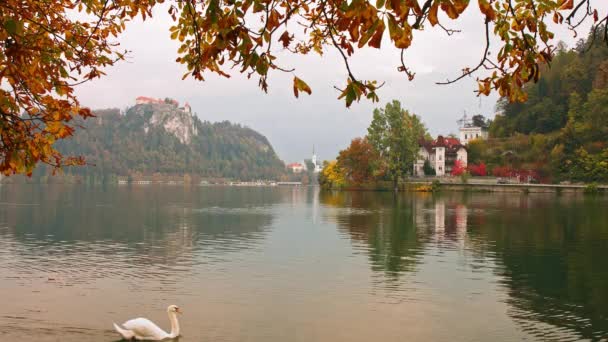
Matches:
[75,3,605,163]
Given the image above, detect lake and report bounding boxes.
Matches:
[1,184,607,341]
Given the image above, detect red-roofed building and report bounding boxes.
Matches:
[136,96,164,105]
[414,135,467,176]
[286,162,305,173]
[136,97,180,108]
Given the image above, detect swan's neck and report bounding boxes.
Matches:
[168,312,180,338]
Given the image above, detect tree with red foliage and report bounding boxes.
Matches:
[337,137,380,184]
[468,162,487,176]
[492,166,514,178]
[451,160,466,176]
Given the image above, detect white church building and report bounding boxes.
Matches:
[459,125,488,145]
[311,150,323,173]
[457,112,489,145]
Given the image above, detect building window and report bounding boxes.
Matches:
[476,133,479,138]
[465,134,467,139]
[439,155,442,161]
[439,166,442,171]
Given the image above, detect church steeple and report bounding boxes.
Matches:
[311,145,322,173]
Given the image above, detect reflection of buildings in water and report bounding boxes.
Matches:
[288,186,321,223]
[434,199,445,233]
[419,198,469,245]
[286,185,308,206]
[454,204,467,241]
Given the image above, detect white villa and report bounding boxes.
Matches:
[413,136,467,176]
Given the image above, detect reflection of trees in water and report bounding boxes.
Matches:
[321,190,608,339]
[319,191,424,281]
[431,192,608,340]
[0,185,284,285]
[476,195,608,341]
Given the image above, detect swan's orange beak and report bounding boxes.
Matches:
[176,307,183,314]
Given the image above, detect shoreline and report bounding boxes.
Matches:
[324,180,608,194]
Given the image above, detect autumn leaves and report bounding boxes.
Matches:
[1,0,602,175]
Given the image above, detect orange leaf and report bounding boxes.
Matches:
[278,31,293,48]
[428,2,439,26]
[559,0,573,10]
[404,0,422,16]
[440,2,459,19]
[368,20,385,48]
[478,0,496,21]
[267,9,281,31]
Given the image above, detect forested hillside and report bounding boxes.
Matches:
[28,101,285,182]
[470,28,608,183]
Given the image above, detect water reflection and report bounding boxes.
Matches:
[1,185,608,341]
[319,191,423,281]
[477,194,608,341]
[0,185,284,295]
[320,190,608,341]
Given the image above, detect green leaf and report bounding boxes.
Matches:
[4,19,17,35]
[256,58,268,75]
[345,84,357,107]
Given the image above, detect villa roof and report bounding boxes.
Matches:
[419,135,466,153]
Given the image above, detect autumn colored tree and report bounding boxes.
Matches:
[318,160,346,188]
[450,159,466,176]
[0,0,154,175]
[337,137,380,183]
[2,0,607,175]
[492,165,514,177]
[468,162,487,176]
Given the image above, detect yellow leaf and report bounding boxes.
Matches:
[293,76,312,98]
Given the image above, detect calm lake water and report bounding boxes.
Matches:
[1,185,607,342]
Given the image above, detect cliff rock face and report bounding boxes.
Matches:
[52,101,285,180]
[130,103,198,144]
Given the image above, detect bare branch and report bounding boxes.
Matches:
[566,0,591,25]
[399,49,415,81]
[438,23,461,36]
[322,7,359,84]
[437,19,490,85]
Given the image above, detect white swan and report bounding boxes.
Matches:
[113,305,182,340]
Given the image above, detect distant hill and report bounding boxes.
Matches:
[32,99,286,182]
